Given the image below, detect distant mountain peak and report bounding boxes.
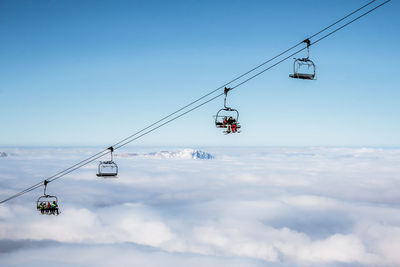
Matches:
[117,149,214,160]
[0,152,7,158]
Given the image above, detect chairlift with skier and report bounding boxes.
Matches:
[214,87,241,134]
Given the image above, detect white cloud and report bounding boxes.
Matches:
[0,147,400,266]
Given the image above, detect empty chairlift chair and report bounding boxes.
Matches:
[97,147,118,177]
[289,39,316,80]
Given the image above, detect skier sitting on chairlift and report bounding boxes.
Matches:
[39,202,45,214]
[231,123,238,133]
[227,117,238,133]
[50,201,59,215]
[223,116,228,125]
[46,202,51,214]
[227,116,236,124]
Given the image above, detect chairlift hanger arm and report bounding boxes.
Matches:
[223,87,233,109]
[43,180,48,196]
[302,39,311,58]
[107,146,115,161]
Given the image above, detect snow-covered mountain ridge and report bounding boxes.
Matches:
[0,152,7,157]
[117,149,214,159]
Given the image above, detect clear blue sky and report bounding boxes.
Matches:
[0,0,399,147]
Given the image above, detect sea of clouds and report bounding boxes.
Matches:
[0,146,399,266]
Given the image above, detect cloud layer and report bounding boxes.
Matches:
[0,147,400,266]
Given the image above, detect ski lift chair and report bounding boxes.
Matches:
[214,87,241,134]
[289,39,316,80]
[97,147,118,177]
[36,180,60,215]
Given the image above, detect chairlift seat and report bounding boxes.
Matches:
[216,123,241,128]
[289,73,315,80]
[97,160,118,177]
[290,57,316,80]
[97,173,118,177]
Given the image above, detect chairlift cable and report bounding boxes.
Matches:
[311,0,391,46]
[0,183,43,204]
[114,93,226,150]
[47,153,111,183]
[45,150,110,182]
[308,0,377,40]
[0,0,391,205]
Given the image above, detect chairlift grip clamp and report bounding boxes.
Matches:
[224,87,231,96]
[302,38,311,47]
